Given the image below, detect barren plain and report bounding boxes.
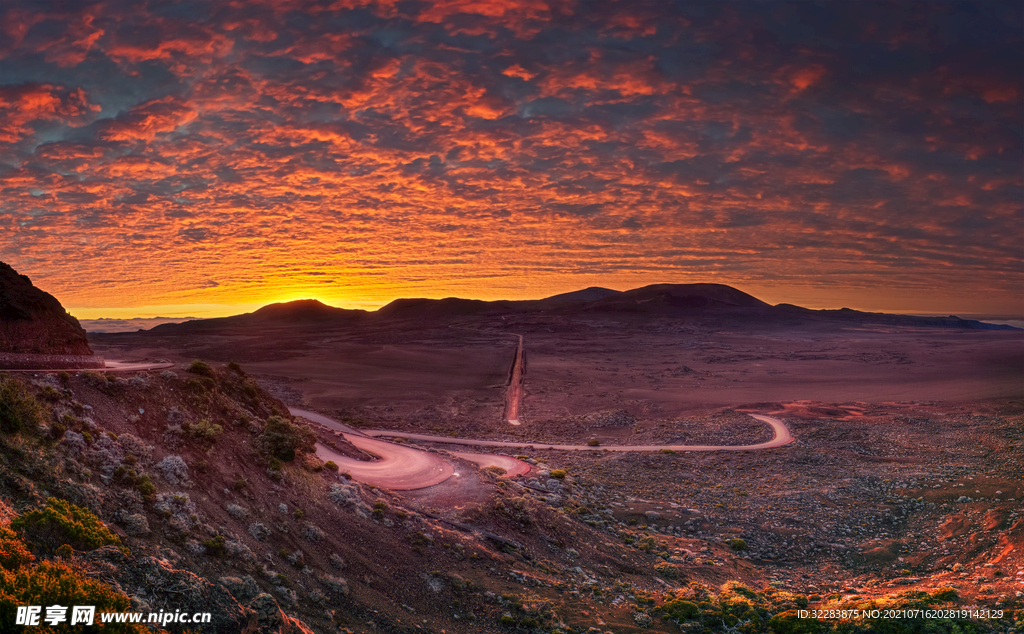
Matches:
[85,293,1024,632]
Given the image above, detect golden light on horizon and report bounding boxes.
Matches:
[2,1,1020,318]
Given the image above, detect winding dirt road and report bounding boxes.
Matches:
[362,413,793,452]
[293,407,528,490]
[504,335,524,425]
[290,407,793,491]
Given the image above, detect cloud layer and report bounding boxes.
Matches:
[1,0,1021,315]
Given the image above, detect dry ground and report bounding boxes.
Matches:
[87,311,1024,629]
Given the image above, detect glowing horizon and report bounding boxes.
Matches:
[2,1,1021,317]
[65,279,1023,322]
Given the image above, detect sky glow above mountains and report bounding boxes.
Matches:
[1,0,1021,318]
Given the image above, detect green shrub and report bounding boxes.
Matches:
[186,360,214,377]
[256,416,316,462]
[550,469,567,479]
[653,561,679,579]
[38,385,62,402]
[587,439,600,447]
[231,477,248,491]
[636,536,656,552]
[662,598,699,621]
[0,376,44,433]
[227,361,245,375]
[12,498,124,555]
[135,474,156,498]
[184,418,223,444]
[728,538,747,551]
[324,460,339,472]
[185,377,215,393]
[0,560,147,632]
[242,380,260,399]
[202,535,226,557]
[373,500,387,518]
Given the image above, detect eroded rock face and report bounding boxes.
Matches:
[0,261,93,355]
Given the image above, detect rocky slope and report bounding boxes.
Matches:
[0,261,94,356]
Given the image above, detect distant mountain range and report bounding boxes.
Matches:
[123,283,1019,333]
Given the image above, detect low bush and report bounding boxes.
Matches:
[155,455,190,486]
[330,482,359,506]
[324,460,339,472]
[728,538,747,551]
[0,559,147,632]
[186,360,214,377]
[135,474,156,498]
[38,385,62,402]
[321,574,349,595]
[256,416,316,462]
[303,523,324,542]
[587,439,601,447]
[0,376,44,433]
[183,418,223,445]
[203,535,226,557]
[550,469,567,479]
[248,523,271,541]
[11,498,123,555]
[653,561,679,579]
[0,526,34,568]
[117,432,152,460]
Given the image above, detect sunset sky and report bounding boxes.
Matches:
[1,0,1021,319]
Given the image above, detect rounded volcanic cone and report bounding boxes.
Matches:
[587,283,771,313]
[0,261,102,368]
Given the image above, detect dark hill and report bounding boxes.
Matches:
[148,299,366,333]
[530,286,622,306]
[376,297,497,320]
[129,284,1018,333]
[0,261,94,355]
[587,283,770,312]
[249,298,364,322]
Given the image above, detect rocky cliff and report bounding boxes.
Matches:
[0,261,93,356]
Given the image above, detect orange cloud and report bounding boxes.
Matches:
[789,65,827,91]
[99,96,197,142]
[0,84,97,142]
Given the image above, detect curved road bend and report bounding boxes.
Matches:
[291,407,793,490]
[292,407,529,490]
[362,413,793,452]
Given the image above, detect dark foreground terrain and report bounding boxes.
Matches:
[2,285,1020,632]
